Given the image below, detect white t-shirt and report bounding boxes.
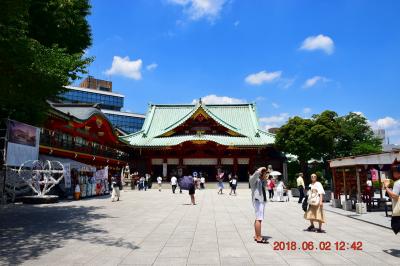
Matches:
[393,180,400,196]
[200,177,205,183]
[366,180,372,187]
[309,181,325,195]
[171,176,177,185]
[157,176,162,184]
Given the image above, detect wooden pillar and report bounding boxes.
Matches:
[249,157,254,174]
[378,164,383,199]
[233,157,238,175]
[332,167,337,199]
[146,157,152,174]
[356,167,361,203]
[342,168,347,200]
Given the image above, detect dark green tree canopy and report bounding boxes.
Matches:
[0,0,92,125]
[275,110,382,168]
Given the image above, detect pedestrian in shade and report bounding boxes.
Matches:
[249,167,269,244]
[171,175,178,194]
[267,176,275,200]
[304,173,326,233]
[217,172,224,194]
[157,176,163,192]
[111,175,121,202]
[230,174,238,196]
[297,173,305,203]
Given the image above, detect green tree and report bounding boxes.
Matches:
[335,112,382,157]
[0,0,92,125]
[275,116,314,175]
[276,110,382,182]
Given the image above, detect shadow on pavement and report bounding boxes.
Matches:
[0,204,138,265]
[383,249,400,258]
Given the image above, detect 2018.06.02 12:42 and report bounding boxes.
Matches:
[273,241,363,251]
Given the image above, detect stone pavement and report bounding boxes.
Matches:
[1,186,400,266]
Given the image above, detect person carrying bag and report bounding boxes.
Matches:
[383,177,400,234]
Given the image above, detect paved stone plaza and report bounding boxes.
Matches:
[1,187,400,266]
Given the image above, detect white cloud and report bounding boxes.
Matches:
[279,77,295,89]
[245,70,282,85]
[192,95,246,104]
[234,20,240,27]
[370,117,399,129]
[255,96,266,102]
[303,107,312,114]
[271,102,280,109]
[168,0,227,21]
[353,111,365,117]
[105,56,142,80]
[259,113,290,130]
[300,34,334,54]
[369,116,400,144]
[146,63,158,71]
[302,76,329,88]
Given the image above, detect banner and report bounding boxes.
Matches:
[6,120,40,166]
[95,166,108,180]
[63,163,71,188]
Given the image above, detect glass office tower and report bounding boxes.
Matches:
[59,77,145,134]
[102,110,145,134]
[62,86,124,111]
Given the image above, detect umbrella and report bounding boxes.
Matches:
[269,171,282,176]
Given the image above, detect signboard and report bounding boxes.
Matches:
[6,120,40,166]
[63,163,71,188]
[95,166,108,180]
[370,169,378,182]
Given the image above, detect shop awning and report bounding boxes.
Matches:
[329,151,400,168]
[39,155,95,171]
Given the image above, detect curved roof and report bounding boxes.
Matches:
[121,102,275,148]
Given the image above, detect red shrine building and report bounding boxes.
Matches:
[121,101,286,181]
[39,102,129,171]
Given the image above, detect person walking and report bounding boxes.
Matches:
[230,175,238,195]
[217,172,224,194]
[275,178,286,202]
[171,175,178,193]
[304,173,326,233]
[249,167,268,244]
[200,175,206,189]
[111,175,121,202]
[267,176,275,200]
[157,176,163,192]
[383,175,400,234]
[189,177,196,205]
[144,174,150,191]
[297,173,305,203]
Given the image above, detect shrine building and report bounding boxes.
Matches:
[121,101,286,181]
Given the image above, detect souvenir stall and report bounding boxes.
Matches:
[74,165,110,199]
[329,151,400,214]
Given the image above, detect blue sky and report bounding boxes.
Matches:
[81,0,400,143]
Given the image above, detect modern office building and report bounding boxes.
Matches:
[59,77,145,134]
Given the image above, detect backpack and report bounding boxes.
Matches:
[302,197,308,212]
[179,176,194,190]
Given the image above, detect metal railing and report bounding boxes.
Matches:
[40,129,129,161]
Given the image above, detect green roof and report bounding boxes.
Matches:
[120,102,275,148]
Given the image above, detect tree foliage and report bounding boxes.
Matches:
[0,0,92,125]
[275,110,382,174]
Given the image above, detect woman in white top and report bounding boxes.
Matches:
[157,176,162,192]
[304,173,325,233]
[275,178,286,202]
